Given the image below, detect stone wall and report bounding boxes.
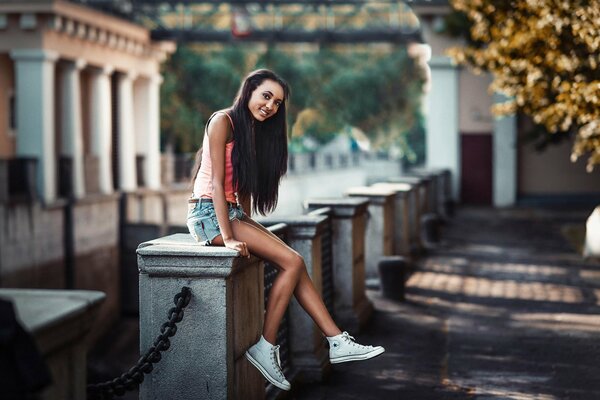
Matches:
[0,201,65,288]
[0,194,120,343]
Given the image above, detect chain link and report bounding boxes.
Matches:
[87,286,192,399]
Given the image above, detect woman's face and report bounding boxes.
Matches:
[247,79,285,122]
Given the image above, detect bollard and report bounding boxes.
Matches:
[137,234,265,400]
[259,215,331,382]
[377,256,407,301]
[304,198,373,333]
[345,186,396,280]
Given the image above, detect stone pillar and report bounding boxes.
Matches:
[410,168,448,218]
[387,176,424,252]
[60,59,87,199]
[493,93,517,207]
[344,187,395,279]
[425,56,460,200]
[137,234,265,400]
[11,49,59,203]
[259,215,331,382]
[90,65,114,194]
[117,72,137,191]
[146,75,162,189]
[304,198,373,333]
[371,182,415,257]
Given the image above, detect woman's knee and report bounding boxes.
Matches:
[284,251,305,274]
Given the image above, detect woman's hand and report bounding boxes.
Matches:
[223,238,251,258]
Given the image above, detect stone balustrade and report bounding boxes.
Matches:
[134,170,454,399]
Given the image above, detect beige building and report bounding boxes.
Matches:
[0,0,174,202]
[0,0,175,342]
[412,2,600,206]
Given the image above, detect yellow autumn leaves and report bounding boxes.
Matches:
[448,0,600,171]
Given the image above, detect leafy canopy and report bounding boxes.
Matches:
[448,0,600,171]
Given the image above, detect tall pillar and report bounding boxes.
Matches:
[117,72,137,191]
[425,56,460,201]
[493,93,517,207]
[90,65,114,194]
[10,49,59,203]
[135,74,162,189]
[60,59,87,199]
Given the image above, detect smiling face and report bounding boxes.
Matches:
[247,79,285,122]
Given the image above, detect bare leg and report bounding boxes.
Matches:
[212,217,341,343]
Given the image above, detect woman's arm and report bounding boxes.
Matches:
[207,113,249,257]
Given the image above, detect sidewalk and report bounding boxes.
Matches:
[294,206,600,400]
[88,206,600,399]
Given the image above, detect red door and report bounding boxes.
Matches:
[461,134,492,204]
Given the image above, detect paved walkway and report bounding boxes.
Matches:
[88,206,600,400]
[295,206,600,400]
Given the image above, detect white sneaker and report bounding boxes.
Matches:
[245,336,291,391]
[326,331,385,364]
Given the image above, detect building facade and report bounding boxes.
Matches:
[411,1,600,206]
[0,0,175,341]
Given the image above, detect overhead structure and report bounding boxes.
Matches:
[72,0,432,43]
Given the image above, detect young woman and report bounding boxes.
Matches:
[187,69,384,391]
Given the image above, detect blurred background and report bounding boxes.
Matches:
[0,0,599,398]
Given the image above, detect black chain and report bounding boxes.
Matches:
[87,286,192,400]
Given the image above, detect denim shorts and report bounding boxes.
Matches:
[187,200,245,245]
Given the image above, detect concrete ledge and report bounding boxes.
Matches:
[0,288,105,400]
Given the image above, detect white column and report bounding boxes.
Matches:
[60,59,87,198]
[10,49,59,203]
[134,74,163,189]
[90,65,114,194]
[425,56,460,201]
[117,72,137,191]
[493,93,517,207]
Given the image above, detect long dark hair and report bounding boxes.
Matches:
[190,69,290,216]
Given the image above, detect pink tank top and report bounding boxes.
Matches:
[193,111,237,203]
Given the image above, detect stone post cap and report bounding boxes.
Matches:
[259,214,328,239]
[304,198,369,218]
[345,186,396,204]
[387,175,426,185]
[410,167,449,176]
[0,289,105,335]
[137,233,257,277]
[405,170,438,180]
[371,182,414,195]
